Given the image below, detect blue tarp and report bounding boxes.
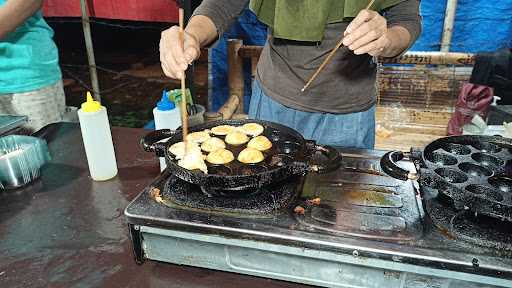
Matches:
[210,1,512,111]
[412,0,512,52]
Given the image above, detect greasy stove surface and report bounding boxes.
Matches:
[296,154,423,242]
[126,148,512,280]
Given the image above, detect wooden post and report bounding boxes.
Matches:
[250,57,258,81]
[218,94,240,120]
[237,45,261,80]
[80,0,101,101]
[227,39,244,114]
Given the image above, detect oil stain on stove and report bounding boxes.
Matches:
[296,160,423,241]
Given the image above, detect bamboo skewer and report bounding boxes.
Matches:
[300,37,347,93]
[301,0,376,92]
[178,8,189,145]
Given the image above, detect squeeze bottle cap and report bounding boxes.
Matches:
[81,92,102,112]
[492,96,501,106]
[157,90,175,111]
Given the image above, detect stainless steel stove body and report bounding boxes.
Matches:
[125,148,512,288]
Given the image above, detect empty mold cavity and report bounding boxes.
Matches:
[465,184,504,202]
[471,153,504,168]
[472,142,502,153]
[440,143,471,155]
[435,168,468,184]
[458,162,493,177]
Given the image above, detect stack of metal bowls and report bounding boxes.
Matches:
[0,135,51,190]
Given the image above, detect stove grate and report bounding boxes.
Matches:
[158,174,301,217]
[424,191,512,252]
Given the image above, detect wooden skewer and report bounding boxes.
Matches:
[301,0,376,92]
[178,8,189,145]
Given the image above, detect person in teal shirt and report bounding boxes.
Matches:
[0,0,65,132]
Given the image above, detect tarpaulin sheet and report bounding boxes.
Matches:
[42,0,178,22]
[412,0,512,52]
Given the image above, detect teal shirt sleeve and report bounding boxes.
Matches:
[0,2,62,94]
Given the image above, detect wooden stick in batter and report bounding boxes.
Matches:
[178,8,189,145]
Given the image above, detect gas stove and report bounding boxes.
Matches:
[125,148,512,288]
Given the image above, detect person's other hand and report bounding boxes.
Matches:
[159,26,200,79]
[342,10,390,56]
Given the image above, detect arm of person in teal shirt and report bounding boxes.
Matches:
[0,0,43,40]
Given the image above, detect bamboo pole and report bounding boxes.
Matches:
[238,46,475,66]
[79,0,101,102]
[218,94,240,120]
[379,51,475,65]
[441,0,458,52]
[227,39,244,114]
[207,49,213,111]
[204,111,223,122]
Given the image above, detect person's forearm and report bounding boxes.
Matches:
[185,15,218,48]
[380,26,411,58]
[0,0,43,40]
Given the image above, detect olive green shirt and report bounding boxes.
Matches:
[193,0,421,114]
[249,0,407,42]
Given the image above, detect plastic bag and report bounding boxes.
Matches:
[447,83,494,136]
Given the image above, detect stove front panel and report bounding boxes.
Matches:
[139,226,510,288]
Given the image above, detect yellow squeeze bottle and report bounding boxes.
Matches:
[77,92,118,181]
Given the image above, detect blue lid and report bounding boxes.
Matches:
[157,90,175,111]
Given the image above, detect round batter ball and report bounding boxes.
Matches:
[206,148,235,165]
[225,131,249,146]
[201,137,226,153]
[168,142,202,159]
[237,147,265,164]
[247,135,272,151]
[186,131,211,144]
[241,123,264,137]
[211,125,235,136]
[178,151,208,174]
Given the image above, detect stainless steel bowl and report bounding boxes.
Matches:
[0,135,51,189]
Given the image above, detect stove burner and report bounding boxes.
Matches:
[158,174,301,217]
[424,188,512,252]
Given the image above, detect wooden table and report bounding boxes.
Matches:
[0,123,307,288]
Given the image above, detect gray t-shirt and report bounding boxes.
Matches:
[193,0,421,114]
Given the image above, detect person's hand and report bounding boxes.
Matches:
[159,26,200,79]
[342,10,390,56]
